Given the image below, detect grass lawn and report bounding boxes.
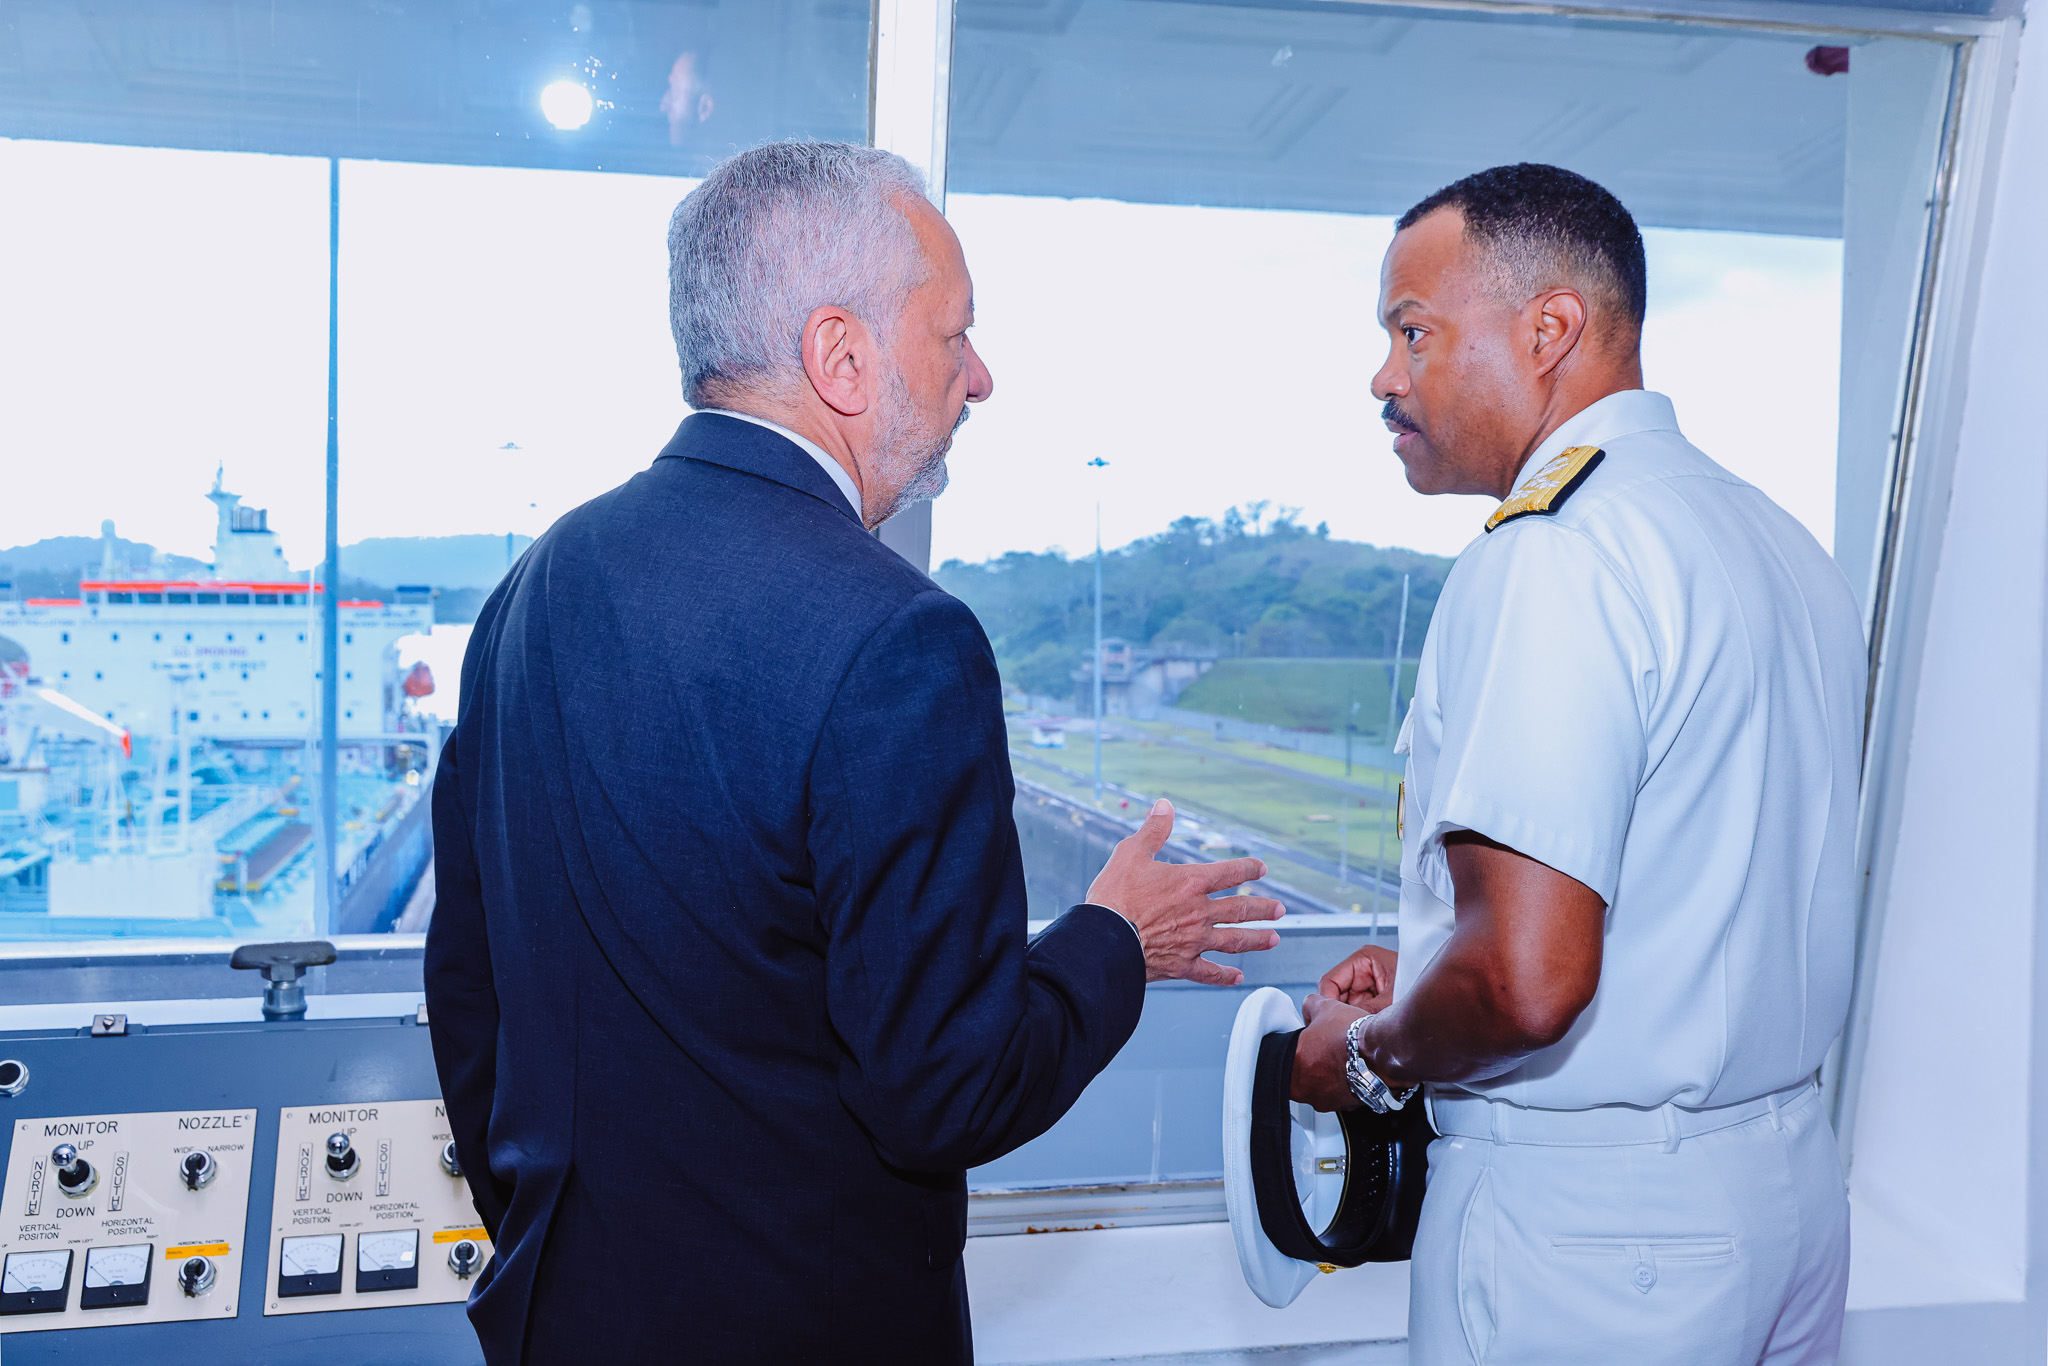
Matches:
[1174,657,1420,738]
[1008,720,1404,913]
[1118,717,1399,791]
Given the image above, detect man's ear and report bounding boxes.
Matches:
[1528,287,1589,377]
[801,304,872,417]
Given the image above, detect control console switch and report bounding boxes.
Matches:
[447,1239,482,1279]
[324,1132,359,1182]
[180,1149,218,1191]
[177,1256,217,1298]
[51,1144,97,1199]
[229,940,337,1021]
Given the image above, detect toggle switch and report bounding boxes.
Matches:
[439,1139,462,1178]
[51,1144,97,1199]
[180,1149,218,1191]
[177,1255,217,1298]
[324,1132,359,1182]
[447,1238,481,1279]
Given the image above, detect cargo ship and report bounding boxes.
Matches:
[0,473,437,940]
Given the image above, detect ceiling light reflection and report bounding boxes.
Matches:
[540,81,593,130]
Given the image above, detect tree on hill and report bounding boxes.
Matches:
[933,506,1451,696]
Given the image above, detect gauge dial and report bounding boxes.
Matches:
[279,1234,343,1278]
[80,1242,153,1309]
[357,1229,418,1272]
[355,1227,421,1293]
[83,1244,150,1288]
[3,1249,71,1294]
[277,1233,345,1298]
[0,1247,72,1314]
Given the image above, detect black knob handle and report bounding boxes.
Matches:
[178,1256,216,1297]
[439,1139,462,1178]
[181,1149,217,1191]
[448,1239,481,1278]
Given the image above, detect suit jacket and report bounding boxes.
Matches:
[425,413,1146,1363]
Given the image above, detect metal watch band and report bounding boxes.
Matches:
[1344,1013,1413,1113]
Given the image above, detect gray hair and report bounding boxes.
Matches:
[668,140,930,407]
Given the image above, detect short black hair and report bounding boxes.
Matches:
[1397,163,1647,329]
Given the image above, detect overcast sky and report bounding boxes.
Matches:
[0,140,1840,572]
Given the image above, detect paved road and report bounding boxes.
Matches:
[1009,747,1402,903]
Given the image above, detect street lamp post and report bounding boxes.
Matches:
[1092,500,1104,806]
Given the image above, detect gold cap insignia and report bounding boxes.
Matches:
[1484,445,1606,533]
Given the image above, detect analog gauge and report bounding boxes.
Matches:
[3,1250,71,1294]
[1,1248,73,1314]
[355,1228,420,1293]
[280,1235,343,1279]
[277,1233,345,1298]
[81,1243,153,1309]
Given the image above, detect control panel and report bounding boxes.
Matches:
[263,1100,492,1316]
[1,1108,257,1334]
[0,997,488,1364]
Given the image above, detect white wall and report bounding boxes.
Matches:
[1843,3,2048,1355]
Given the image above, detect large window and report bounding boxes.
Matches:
[932,0,1957,1191]
[0,0,867,943]
[0,0,1959,1127]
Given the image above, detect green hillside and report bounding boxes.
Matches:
[1173,657,1420,739]
[935,505,1450,705]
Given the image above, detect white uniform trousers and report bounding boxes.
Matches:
[1408,1079,1849,1366]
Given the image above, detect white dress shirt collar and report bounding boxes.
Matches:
[697,408,864,521]
[1511,389,1681,490]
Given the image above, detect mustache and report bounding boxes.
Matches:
[1381,399,1421,434]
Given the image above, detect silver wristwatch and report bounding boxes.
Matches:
[1344,1013,1415,1113]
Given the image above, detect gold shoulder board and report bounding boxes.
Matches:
[1484,445,1606,533]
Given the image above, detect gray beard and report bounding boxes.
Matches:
[865,369,970,529]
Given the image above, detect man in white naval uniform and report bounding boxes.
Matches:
[1291,163,1866,1364]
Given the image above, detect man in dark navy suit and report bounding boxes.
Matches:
[424,141,1283,1364]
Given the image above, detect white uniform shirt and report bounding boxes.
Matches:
[1393,390,1866,1110]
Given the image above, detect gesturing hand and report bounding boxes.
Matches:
[1086,798,1283,986]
